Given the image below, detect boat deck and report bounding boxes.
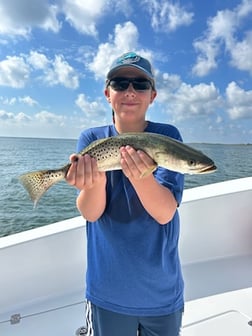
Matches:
[0,267,251,335]
[183,287,252,336]
[0,177,251,335]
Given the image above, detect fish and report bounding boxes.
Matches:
[19,132,217,206]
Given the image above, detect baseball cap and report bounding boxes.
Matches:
[106,52,155,88]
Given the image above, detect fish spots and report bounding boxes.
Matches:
[86,140,120,163]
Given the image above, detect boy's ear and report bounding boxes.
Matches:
[150,90,157,104]
[104,88,111,102]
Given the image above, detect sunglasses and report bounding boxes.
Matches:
[108,77,153,91]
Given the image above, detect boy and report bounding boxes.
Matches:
[67,51,184,336]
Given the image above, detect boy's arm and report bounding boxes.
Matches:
[120,146,178,225]
[66,154,107,222]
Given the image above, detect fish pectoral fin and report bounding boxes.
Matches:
[140,164,158,178]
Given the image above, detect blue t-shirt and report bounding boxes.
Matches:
[77,121,184,316]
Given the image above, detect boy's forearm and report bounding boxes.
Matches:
[77,181,107,222]
[129,175,177,225]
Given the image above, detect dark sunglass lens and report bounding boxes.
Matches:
[109,78,152,91]
[109,79,129,91]
[132,80,151,90]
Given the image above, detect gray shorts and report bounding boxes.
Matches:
[85,301,183,336]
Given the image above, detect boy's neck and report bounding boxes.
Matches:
[114,120,148,134]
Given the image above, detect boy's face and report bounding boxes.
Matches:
[105,68,157,124]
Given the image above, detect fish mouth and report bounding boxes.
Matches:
[199,164,217,174]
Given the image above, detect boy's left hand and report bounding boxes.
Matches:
[120,146,157,179]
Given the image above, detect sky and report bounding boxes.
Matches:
[0,0,252,143]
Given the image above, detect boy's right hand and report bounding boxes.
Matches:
[66,154,106,190]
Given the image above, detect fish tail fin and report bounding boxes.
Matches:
[19,165,69,207]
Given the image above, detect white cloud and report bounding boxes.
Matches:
[192,0,252,76]
[0,0,60,36]
[27,51,50,70]
[230,31,252,74]
[75,93,107,118]
[0,107,107,138]
[0,0,132,39]
[173,82,222,119]
[15,111,32,122]
[88,21,139,79]
[62,0,132,37]
[192,39,220,77]
[40,4,60,32]
[43,55,79,89]
[0,51,79,89]
[62,0,106,36]
[27,51,79,88]
[0,56,30,88]
[156,76,222,121]
[0,96,17,105]
[19,96,38,107]
[226,81,252,119]
[0,110,14,120]
[0,109,31,122]
[156,72,182,102]
[35,110,66,126]
[0,108,82,138]
[0,109,65,127]
[142,0,193,32]
[0,95,38,106]
[236,0,252,18]
[88,21,154,80]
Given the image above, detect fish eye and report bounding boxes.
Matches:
[188,159,196,166]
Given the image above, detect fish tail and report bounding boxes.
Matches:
[19,165,69,207]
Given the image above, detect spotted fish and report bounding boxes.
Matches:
[19,132,216,206]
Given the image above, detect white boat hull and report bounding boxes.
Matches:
[0,177,252,335]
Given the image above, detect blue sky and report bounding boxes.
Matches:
[0,0,251,143]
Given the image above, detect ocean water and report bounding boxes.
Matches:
[0,137,251,237]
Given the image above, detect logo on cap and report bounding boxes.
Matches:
[116,52,140,65]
